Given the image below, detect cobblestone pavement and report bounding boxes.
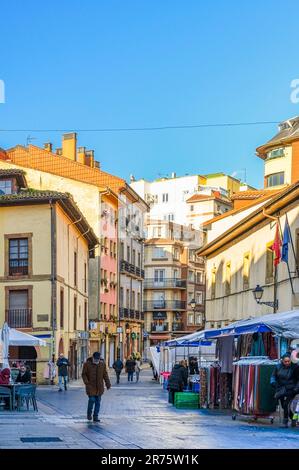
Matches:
[1,369,299,449]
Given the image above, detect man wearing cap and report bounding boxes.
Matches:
[82,352,111,422]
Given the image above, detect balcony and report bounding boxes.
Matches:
[144,300,186,311]
[120,260,145,279]
[119,308,144,322]
[151,322,169,332]
[144,278,186,289]
[6,308,32,328]
[9,262,28,276]
[172,322,184,332]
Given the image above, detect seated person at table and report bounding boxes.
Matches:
[0,368,10,384]
[15,364,32,384]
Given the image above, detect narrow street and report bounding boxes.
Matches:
[1,368,299,449]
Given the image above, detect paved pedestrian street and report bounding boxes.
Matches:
[1,369,299,449]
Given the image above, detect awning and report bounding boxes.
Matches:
[3,328,47,346]
[149,334,171,341]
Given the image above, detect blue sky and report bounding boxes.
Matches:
[1,0,299,188]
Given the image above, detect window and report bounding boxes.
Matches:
[132,249,136,266]
[153,226,162,238]
[225,262,231,295]
[127,246,130,262]
[189,250,195,261]
[84,301,88,330]
[266,242,274,284]
[137,292,141,311]
[131,291,135,309]
[243,253,250,290]
[137,252,141,267]
[7,289,31,328]
[168,213,174,221]
[110,240,113,257]
[266,147,285,160]
[9,238,28,276]
[196,271,203,284]
[113,242,117,258]
[120,242,124,259]
[188,270,194,282]
[211,267,216,299]
[120,287,124,307]
[195,313,202,325]
[0,179,13,195]
[60,288,64,328]
[153,247,167,259]
[196,291,203,305]
[173,248,179,260]
[84,263,87,293]
[162,193,168,203]
[74,296,77,330]
[266,172,285,187]
[190,205,194,212]
[154,269,165,284]
[126,289,130,308]
[188,312,194,325]
[74,252,77,287]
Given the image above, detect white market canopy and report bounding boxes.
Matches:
[0,327,47,347]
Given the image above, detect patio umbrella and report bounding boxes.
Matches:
[1,322,10,369]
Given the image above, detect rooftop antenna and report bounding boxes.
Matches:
[26,135,37,146]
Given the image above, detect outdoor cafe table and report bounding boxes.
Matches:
[0,383,23,410]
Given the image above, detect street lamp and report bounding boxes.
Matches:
[252,284,278,311]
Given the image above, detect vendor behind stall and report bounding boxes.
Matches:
[271,353,299,428]
[168,361,188,404]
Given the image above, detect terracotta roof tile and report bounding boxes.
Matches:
[231,189,281,200]
[186,192,231,204]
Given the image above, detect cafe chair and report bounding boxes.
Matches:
[0,386,13,411]
[16,385,38,412]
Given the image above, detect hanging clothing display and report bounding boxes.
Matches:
[232,357,278,416]
[262,332,277,360]
[216,336,235,373]
[236,335,253,359]
[249,333,266,357]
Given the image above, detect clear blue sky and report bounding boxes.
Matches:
[1,0,299,188]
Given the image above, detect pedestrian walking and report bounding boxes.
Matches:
[56,353,70,391]
[271,353,299,427]
[135,359,142,382]
[82,352,111,422]
[112,357,124,384]
[125,356,136,382]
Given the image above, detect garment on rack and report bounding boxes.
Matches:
[236,335,253,359]
[219,373,232,409]
[262,333,277,359]
[250,333,266,357]
[216,336,234,374]
[280,337,289,357]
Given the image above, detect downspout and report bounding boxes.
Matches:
[50,200,57,365]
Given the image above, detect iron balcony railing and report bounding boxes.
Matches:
[119,308,144,321]
[9,262,28,276]
[143,300,186,311]
[172,322,185,332]
[151,322,169,332]
[6,308,32,328]
[144,278,186,289]
[120,260,145,279]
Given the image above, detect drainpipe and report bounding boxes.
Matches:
[50,200,57,369]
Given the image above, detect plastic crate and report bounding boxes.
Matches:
[192,383,200,393]
[175,392,198,405]
[175,401,199,409]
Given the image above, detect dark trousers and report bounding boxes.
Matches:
[115,371,121,384]
[280,396,293,421]
[128,371,134,382]
[168,389,177,404]
[87,395,101,418]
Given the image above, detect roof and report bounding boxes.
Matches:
[0,168,28,189]
[256,117,299,157]
[186,192,231,204]
[0,189,99,248]
[2,145,148,208]
[198,180,299,257]
[231,189,281,200]
[202,191,280,227]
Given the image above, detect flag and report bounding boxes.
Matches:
[271,222,282,266]
[281,218,291,263]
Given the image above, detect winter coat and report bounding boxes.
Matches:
[82,357,111,396]
[168,365,186,391]
[56,357,70,377]
[113,359,124,372]
[271,363,299,398]
[125,359,136,373]
[16,369,32,384]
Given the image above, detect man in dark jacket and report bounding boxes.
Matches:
[168,362,187,404]
[16,364,32,384]
[271,353,299,427]
[82,352,111,422]
[125,356,136,382]
[112,357,124,384]
[56,353,70,391]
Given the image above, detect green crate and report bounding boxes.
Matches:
[174,392,199,405]
[175,402,199,409]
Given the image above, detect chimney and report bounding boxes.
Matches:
[62,132,77,161]
[56,148,62,156]
[94,161,100,169]
[130,174,136,182]
[77,146,86,165]
[44,142,52,152]
[171,172,176,179]
[85,149,95,168]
